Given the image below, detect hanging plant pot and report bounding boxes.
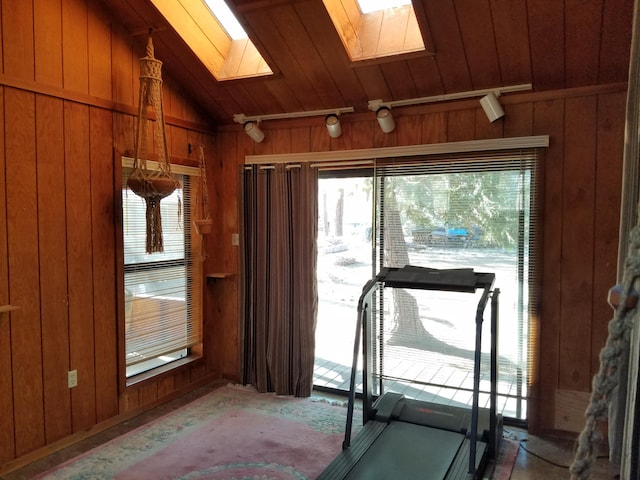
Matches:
[194,218,213,235]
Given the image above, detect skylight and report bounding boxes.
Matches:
[150,0,272,81]
[203,0,247,40]
[357,0,412,14]
[323,0,426,62]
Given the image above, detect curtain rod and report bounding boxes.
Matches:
[244,135,549,165]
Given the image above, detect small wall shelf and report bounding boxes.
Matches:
[206,273,234,280]
[0,305,20,314]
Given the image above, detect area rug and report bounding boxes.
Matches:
[34,384,519,480]
[35,384,357,480]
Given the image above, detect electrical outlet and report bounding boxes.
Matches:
[231,233,239,246]
[68,370,78,388]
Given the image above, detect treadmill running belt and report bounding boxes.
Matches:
[344,422,465,479]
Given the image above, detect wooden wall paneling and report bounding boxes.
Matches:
[5,88,45,456]
[138,381,158,406]
[244,8,322,111]
[33,0,63,87]
[90,106,119,423]
[454,0,502,90]
[64,101,97,431]
[564,0,603,88]
[503,102,534,138]
[530,97,565,433]
[489,0,532,86]
[329,120,352,152]
[474,108,504,140]
[62,0,89,95]
[1,0,35,80]
[270,4,345,108]
[446,109,476,142]
[0,87,16,464]
[598,0,634,85]
[591,92,625,377]
[353,64,392,104]
[406,56,444,96]
[118,387,139,413]
[421,111,447,144]
[36,94,72,444]
[558,96,597,392]
[293,0,368,107]
[87,1,113,100]
[113,112,135,156]
[396,113,422,146]
[310,125,331,152]
[380,62,418,102]
[157,374,175,398]
[350,120,376,150]
[526,0,565,90]
[421,1,472,94]
[111,25,135,107]
[169,125,189,159]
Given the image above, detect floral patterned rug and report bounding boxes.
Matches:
[35,384,358,480]
[34,384,518,480]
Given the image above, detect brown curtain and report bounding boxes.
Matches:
[241,163,318,396]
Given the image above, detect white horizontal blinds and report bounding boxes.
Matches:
[122,167,203,368]
[374,148,540,420]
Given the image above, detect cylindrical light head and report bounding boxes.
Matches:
[244,121,265,143]
[376,106,395,133]
[480,93,505,123]
[325,114,342,138]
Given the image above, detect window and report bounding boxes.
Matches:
[374,150,539,422]
[150,0,272,81]
[121,159,203,378]
[323,0,427,62]
[313,148,540,423]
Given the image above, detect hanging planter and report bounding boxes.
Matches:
[127,35,179,253]
[193,145,213,236]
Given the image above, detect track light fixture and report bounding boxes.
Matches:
[375,106,396,133]
[244,121,264,143]
[479,92,505,123]
[233,106,354,143]
[325,114,342,138]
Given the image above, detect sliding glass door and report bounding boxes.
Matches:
[313,150,538,423]
[314,174,374,391]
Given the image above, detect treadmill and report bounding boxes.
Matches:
[317,265,502,480]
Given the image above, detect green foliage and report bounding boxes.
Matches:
[385,170,530,250]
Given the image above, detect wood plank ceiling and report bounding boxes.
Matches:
[100,0,634,127]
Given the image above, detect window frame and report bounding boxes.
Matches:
[116,155,204,390]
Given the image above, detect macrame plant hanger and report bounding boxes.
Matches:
[193,144,213,260]
[127,34,179,253]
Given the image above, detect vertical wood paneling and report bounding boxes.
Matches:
[455,0,502,89]
[90,107,118,422]
[62,0,89,94]
[5,88,45,456]
[591,92,625,377]
[64,101,96,431]
[88,2,112,100]
[33,0,63,87]
[2,0,35,80]
[565,0,603,88]
[526,0,565,90]
[447,109,476,142]
[558,96,597,392]
[531,97,565,432]
[111,27,135,107]
[36,95,72,444]
[0,87,16,464]
[421,111,447,144]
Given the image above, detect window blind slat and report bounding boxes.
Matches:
[122,166,203,373]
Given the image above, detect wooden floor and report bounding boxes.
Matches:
[0,381,620,480]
